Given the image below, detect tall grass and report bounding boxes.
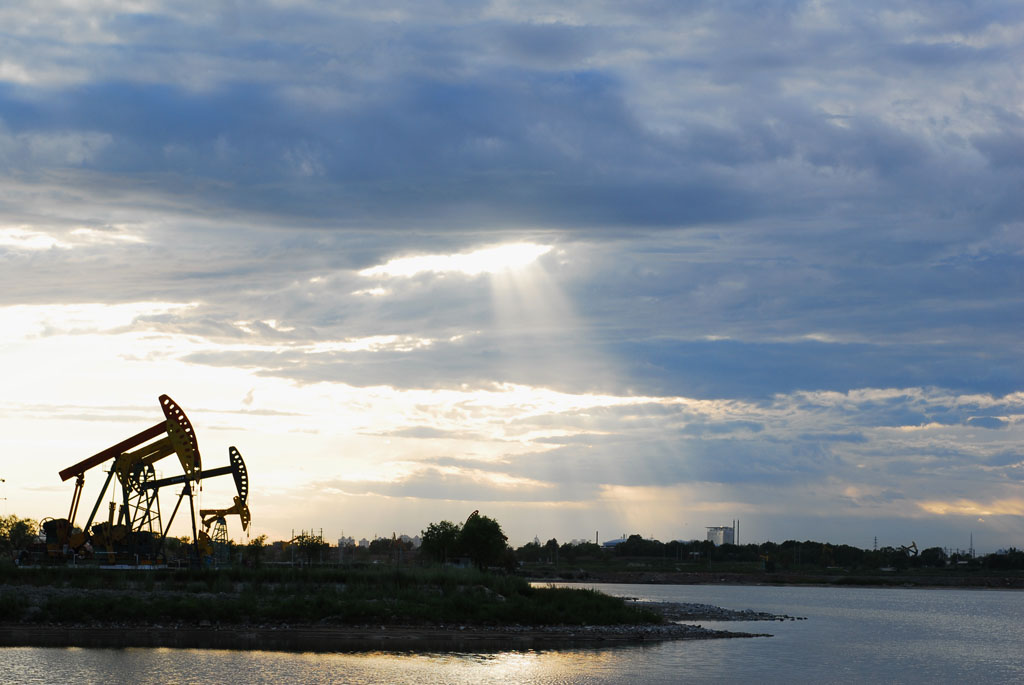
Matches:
[0,565,662,627]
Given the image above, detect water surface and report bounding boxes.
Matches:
[3,583,1020,683]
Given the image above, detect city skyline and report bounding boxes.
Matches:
[1,2,1023,551]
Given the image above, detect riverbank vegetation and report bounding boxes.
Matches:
[0,565,662,627]
[5,511,1023,589]
[515,535,1024,576]
[510,538,1024,590]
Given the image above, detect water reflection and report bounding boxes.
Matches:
[3,645,641,685]
[3,585,1023,683]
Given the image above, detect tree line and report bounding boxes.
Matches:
[5,511,1024,572]
[511,533,1024,571]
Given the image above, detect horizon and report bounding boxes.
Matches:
[2,2,1023,555]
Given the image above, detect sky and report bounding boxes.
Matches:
[1,1,1023,552]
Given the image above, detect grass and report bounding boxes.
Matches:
[0,565,663,627]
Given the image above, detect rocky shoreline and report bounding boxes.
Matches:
[628,600,805,623]
[0,593,780,651]
[0,620,771,652]
[0,569,810,652]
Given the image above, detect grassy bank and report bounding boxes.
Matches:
[0,565,663,627]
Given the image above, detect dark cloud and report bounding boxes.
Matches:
[3,2,1021,232]
[977,450,1023,467]
[798,433,868,444]
[971,113,1024,164]
[966,417,1009,430]
[0,72,762,228]
[680,421,764,436]
[611,339,1024,399]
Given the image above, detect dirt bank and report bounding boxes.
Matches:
[0,581,774,651]
[0,621,769,652]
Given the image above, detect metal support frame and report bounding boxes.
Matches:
[210,517,229,565]
[52,394,253,566]
[67,474,84,524]
[187,483,200,561]
[157,484,189,561]
[82,467,117,534]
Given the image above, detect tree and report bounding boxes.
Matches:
[568,541,602,560]
[162,536,191,561]
[919,546,947,568]
[0,515,38,561]
[983,548,1024,570]
[544,538,559,563]
[515,540,543,562]
[420,520,461,564]
[246,534,268,566]
[617,534,665,558]
[367,535,412,561]
[458,512,508,570]
[291,532,328,565]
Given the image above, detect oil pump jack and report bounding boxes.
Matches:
[42,394,251,565]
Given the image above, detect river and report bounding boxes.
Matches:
[2,583,1021,683]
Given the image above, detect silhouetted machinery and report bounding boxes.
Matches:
[41,394,252,565]
[197,446,251,562]
[900,541,919,558]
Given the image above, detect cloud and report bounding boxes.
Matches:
[966,416,1009,430]
[1,1,1024,548]
[378,426,478,440]
[917,498,1024,517]
[799,432,868,443]
[318,467,569,503]
[681,420,765,436]
[0,2,1016,233]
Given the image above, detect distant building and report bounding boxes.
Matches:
[601,538,627,549]
[706,526,734,546]
[399,534,421,549]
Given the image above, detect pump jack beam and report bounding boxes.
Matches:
[142,445,248,498]
[59,422,167,482]
[141,463,233,491]
[58,394,201,483]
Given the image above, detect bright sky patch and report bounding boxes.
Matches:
[359,243,552,278]
[0,227,69,251]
